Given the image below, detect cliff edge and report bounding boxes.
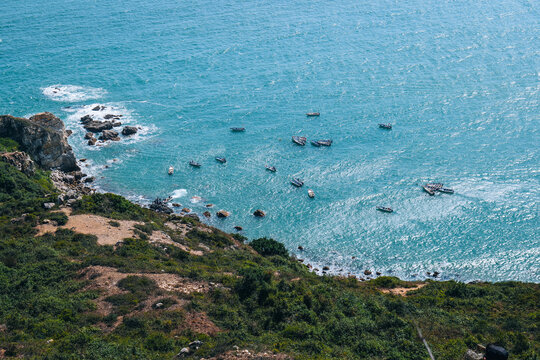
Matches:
[0,112,78,172]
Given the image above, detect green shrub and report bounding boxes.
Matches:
[249,237,288,257]
[0,137,19,152]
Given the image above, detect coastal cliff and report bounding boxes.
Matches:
[0,113,537,359]
[0,112,78,172]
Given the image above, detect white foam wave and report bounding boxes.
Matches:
[42,85,106,102]
[172,189,187,198]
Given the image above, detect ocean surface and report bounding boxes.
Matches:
[1,0,538,282]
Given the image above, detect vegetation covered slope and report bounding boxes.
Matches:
[0,161,538,359]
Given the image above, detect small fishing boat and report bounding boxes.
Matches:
[310,140,321,147]
[308,189,315,198]
[230,127,245,132]
[168,166,174,175]
[292,136,307,146]
[422,185,435,195]
[215,157,227,163]
[291,178,304,187]
[426,183,443,189]
[376,206,393,213]
[189,161,201,167]
[379,123,392,130]
[265,165,277,172]
[317,139,333,146]
[437,187,454,194]
[306,112,320,117]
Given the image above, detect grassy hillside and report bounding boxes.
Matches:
[0,160,538,359]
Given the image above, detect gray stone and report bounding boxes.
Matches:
[0,151,36,176]
[0,113,79,172]
[99,130,119,141]
[43,202,55,209]
[121,126,138,136]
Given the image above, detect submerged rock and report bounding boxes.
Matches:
[253,209,266,217]
[234,226,243,231]
[216,210,230,218]
[122,126,138,136]
[0,113,79,172]
[203,211,211,218]
[92,105,105,111]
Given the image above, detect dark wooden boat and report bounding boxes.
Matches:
[215,157,227,163]
[306,112,320,116]
[422,185,435,195]
[426,183,443,189]
[291,178,304,187]
[379,123,392,130]
[317,139,332,146]
[230,127,245,132]
[189,161,201,167]
[310,140,321,147]
[292,136,307,146]
[376,206,393,213]
[265,165,277,172]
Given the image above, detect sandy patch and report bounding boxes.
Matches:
[176,312,222,336]
[83,266,211,295]
[150,231,204,256]
[379,283,426,296]
[36,212,141,245]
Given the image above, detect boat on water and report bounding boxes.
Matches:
[230,127,245,132]
[291,178,304,187]
[265,165,277,172]
[422,185,435,195]
[215,157,227,163]
[379,123,392,130]
[306,112,320,117]
[426,183,443,189]
[308,189,315,198]
[310,140,321,147]
[292,136,307,146]
[189,161,201,167]
[168,166,174,175]
[437,187,454,194]
[376,206,393,213]
[317,139,333,146]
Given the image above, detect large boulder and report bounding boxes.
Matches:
[0,151,36,176]
[0,113,79,172]
[99,130,120,141]
[121,126,138,136]
[253,209,266,217]
[216,210,230,218]
[83,120,114,133]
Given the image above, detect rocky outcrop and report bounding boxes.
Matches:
[253,209,266,217]
[216,210,230,218]
[83,120,114,133]
[122,126,138,136]
[99,130,120,141]
[0,113,79,172]
[0,151,36,176]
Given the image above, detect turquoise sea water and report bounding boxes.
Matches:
[1,0,538,282]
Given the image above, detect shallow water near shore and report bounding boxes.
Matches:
[1,0,538,282]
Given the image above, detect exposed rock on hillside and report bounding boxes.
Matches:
[0,112,78,171]
[0,151,36,176]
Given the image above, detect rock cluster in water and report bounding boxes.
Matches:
[79,109,138,145]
